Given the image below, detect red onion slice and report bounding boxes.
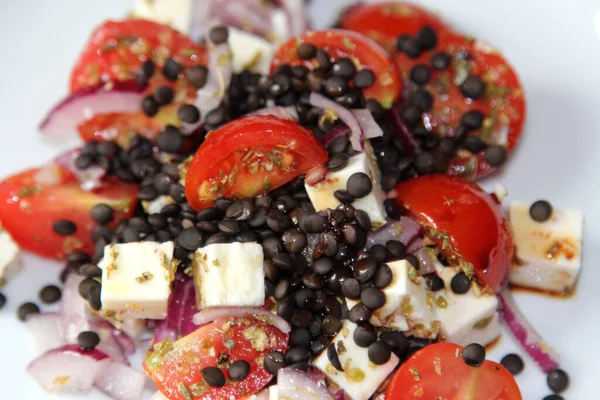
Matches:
[94,360,145,400]
[60,274,91,344]
[414,247,437,275]
[352,109,383,139]
[498,288,560,373]
[304,164,328,187]
[27,345,109,393]
[54,148,106,191]
[92,321,130,365]
[111,328,136,355]
[193,306,291,333]
[366,217,423,249]
[24,312,64,354]
[320,124,351,147]
[387,101,420,154]
[279,0,310,37]
[249,106,297,120]
[33,164,63,186]
[39,82,145,141]
[152,273,197,345]
[278,368,334,400]
[309,92,363,151]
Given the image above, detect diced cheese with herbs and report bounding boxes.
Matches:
[346,259,438,339]
[131,0,200,39]
[313,321,399,400]
[193,243,265,308]
[0,230,20,285]
[142,195,174,215]
[509,201,584,293]
[268,385,278,400]
[433,263,500,347]
[99,241,176,319]
[228,27,275,75]
[305,143,387,227]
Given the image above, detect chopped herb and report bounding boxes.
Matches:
[266,152,283,168]
[436,296,448,309]
[263,176,271,192]
[409,368,421,381]
[473,316,494,329]
[135,271,154,284]
[342,37,356,51]
[178,382,193,400]
[212,259,220,267]
[223,339,236,349]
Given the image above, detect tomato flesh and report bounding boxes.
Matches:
[185,116,328,211]
[338,1,450,55]
[144,315,289,400]
[394,175,513,293]
[271,29,402,108]
[387,343,522,400]
[0,165,138,260]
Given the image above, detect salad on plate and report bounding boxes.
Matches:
[0,1,584,399]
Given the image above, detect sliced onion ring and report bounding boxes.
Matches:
[309,92,363,151]
[54,148,106,191]
[249,106,297,120]
[39,81,145,141]
[304,164,328,187]
[193,306,291,333]
[366,217,423,249]
[94,359,145,400]
[352,109,383,139]
[498,288,560,373]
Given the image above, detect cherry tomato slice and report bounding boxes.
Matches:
[387,343,522,400]
[184,115,328,211]
[271,29,402,108]
[144,315,289,400]
[70,19,206,93]
[0,165,138,260]
[397,32,526,179]
[394,175,513,293]
[338,1,450,55]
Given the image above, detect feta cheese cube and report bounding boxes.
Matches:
[99,242,176,319]
[193,243,265,308]
[313,321,399,400]
[131,0,196,38]
[228,27,275,76]
[0,230,20,284]
[346,260,438,339]
[142,195,174,215]
[509,201,584,293]
[433,263,500,347]
[268,385,278,400]
[305,142,387,226]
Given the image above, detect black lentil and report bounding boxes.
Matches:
[501,353,524,375]
[0,293,5,310]
[361,287,386,310]
[547,369,569,393]
[464,136,486,154]
[154,86,174,105]
[430,51,452,70]
[78,330,100,351]
[451,272,470,294]
[346,172,372,198]
[386,240,407,260]
[79,263,102,278]
[461,110,485,130]
[380,331,409,356]
[228,360,250,381]
[414,151,436,175]
[368,341,392,365]
[267,210,292,232]
[461,75,486,99]
[177,104,200,123]
[137,60,155,84]
[141,95,159,116]
[401,105,422,127]
[348,302,372,324]
[543,395,564,400]
[187,65,208,89]
[373,263,393,288]
[327,344,343,371]
[332,58,356,79]
[53,220,77,236]
[397,35,421,58]
[202,366,226,387]
[463,343,486,367]
[209,25,229,44]
[17,302,40,321]
[290,328,311,349]
[426,274,445,291]
[353,256,378,283]
[163,58,181,81]
[415,26,438,50]
[286,347,310,364]
[530,200,553,222]
[384,198,402,220]
[316,49,332,70]
[484,145,508,167]
[354,69,376,89]
[311,336,329,356]
[297,43,317,60]
[39,285,62,304]
[410,89,434,112]
[90,204,114,225]
[325,76,349,97]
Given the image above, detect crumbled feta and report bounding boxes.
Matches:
[305,142,387,226]
[509,201,584,293]
[433,262,500,347]
[99,241,176,319]
[131,0,196,38]
[346,259,438,339]
[313,321,399,400]
[269,385,278,400]
[142,195,174,215]
[228,27,275,75]
[0,230,20,285]
[193,242,265,308]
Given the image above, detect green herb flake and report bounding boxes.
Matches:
[473,315,494,329]
[135,271,154,284]
[266,152,283,168]
[178,382,193,400]
[263,176,271,192]
[342,37,356,51]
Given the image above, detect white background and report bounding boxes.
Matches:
[0,0,599,398]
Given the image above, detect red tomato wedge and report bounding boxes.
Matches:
[271,29,402,108]
[144,315,289,400]
[394,175,513,293]
[70,19,206,93]
[387,343,522,400]
[185,116,328,211]
[70,19,206,142]
[0,165,138,260]
[398,32,526,179]
[338,1,450,55]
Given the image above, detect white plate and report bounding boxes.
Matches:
[0,0,599,398]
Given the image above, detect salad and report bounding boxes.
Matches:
[0,1,584,399]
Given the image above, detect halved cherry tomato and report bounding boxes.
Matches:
[387,343,522,399]
[271,30,402,108]
[185,116,328,211]
[70,20,206,142]
[397,32,526,179]
[70,19,206,93]
[338,2,450,55]
[144,315,289,400]
[0,165,138,260]
[394,175,513,293]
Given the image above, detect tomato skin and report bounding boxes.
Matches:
[271,29,402,108]
[386,343,522,400]
[338,2,450,55]
[0,166,138,260]
[185,116,328,211]
[70,19,206,93]
[394,175,513,293]
[144,315,289,400]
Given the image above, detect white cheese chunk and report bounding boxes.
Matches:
[131,0,194,36]
[305,142,387,226]
[433,263,500,347]
[313,321,399,400]
[269,385,278,400]
[142,195,174,215]
[228,27,275,76]
[0,230,21,284]
[346,259,438,338]
[99,241,175,319]
[193,242,265,308]
[509,201,584,293]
